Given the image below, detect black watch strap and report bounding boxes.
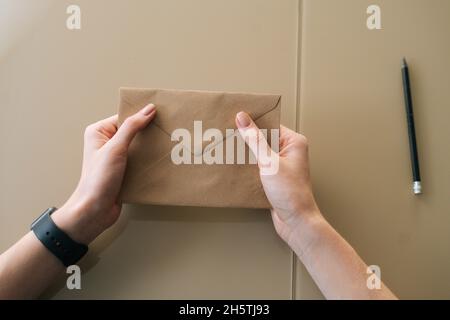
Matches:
[31,207,88,267]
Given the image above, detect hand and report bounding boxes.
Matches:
[52,104,156,244]
[235,112,322,247]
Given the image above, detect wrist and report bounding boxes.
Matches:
[51,200,102,245]
[286,209,329,259]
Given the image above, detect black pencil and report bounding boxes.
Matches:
[401,58,422,194]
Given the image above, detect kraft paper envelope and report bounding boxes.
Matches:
[118,88,281,209]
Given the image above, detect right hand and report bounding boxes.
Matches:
[235,111,322,246]
[237,111,398,300]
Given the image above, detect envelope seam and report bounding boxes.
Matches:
[201,97,281,155]
[121,95,281,157]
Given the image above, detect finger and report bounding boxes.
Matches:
[84,114,119,139]
[280,124,293,137]
[97,114,119,128]
[235,111,273,164]
[280,124,308,144]
[278,124,309,155]
[109,104,156,149]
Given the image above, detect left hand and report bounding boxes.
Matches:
[52,104,156,244]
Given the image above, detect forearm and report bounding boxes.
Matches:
[0,109,153,299]
[0,231,64,299]
[0,204,94,299]
[289,212,397,300]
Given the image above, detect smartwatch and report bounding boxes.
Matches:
[31,207,88,267]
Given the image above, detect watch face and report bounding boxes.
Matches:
[30,207,57,229]
[30,212,46,230]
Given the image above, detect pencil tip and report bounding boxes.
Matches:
[402,57,407,67]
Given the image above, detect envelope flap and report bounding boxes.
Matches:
[119,88,281,154]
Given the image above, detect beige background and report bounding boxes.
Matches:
[298,0,450,299]
[0,0,449,299]
[0,0,298,299]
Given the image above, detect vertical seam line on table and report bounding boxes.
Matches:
[291,0,304,300]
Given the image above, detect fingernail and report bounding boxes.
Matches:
[141,103,156,115]
[236,112,251,128]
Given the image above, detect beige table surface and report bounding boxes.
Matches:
[0,0,298,299]
[298,0,450,299]
[1,0,449,299]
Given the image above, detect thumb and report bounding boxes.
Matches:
[110,104,156,149]
[235,111,276,172]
